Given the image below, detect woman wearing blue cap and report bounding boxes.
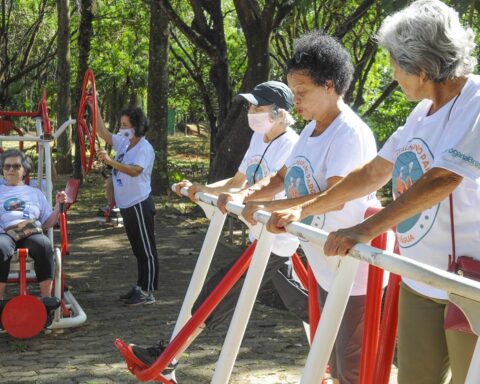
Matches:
[122,81,308,382]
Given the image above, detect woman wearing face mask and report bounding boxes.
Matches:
[96,107,158,307]
[125,82,307,380]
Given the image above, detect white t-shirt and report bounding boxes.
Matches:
[378,74,480,299]
[112,134,155,209]
[284,106,380,295]
[0,184,52,231]
[238,128,300,257]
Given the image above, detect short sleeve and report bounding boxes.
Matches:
[238,142,253,175]
[325,129,363,179]
[37,190,52,224]
[434,105,480,183]
[132,142,154,170]
[378,127,404,163]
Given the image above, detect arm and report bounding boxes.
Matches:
[267,156,393,232]
[216,167,287,214]
[95,106,113,146]
[97,149,143,177]
[324,167,462,256]
[42,191,67,230]
[242,175,343,226]
[175,172,247,203]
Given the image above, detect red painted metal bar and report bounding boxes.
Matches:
[359,236,387,384]
[37,93,52,137]
[59,204,69,257]
[77,69,97,174]
[0,111,38,118]
[307,263,320,342]
[291,252,308,289]
[116,241,258,382]
[17,249,29,296]
[359,206,390,384]
[373,272,401,384]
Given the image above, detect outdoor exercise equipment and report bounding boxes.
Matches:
[116,188,314,382]
[1,249,47,338]
[77,68,98,174]
[129,187,480,384]
[0,93,86,338]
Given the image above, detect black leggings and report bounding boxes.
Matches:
[0,233,54,283]
[120,196,159,292]
[193,252,309,329]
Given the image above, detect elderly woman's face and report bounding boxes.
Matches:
[287,71,332,121]
[3,156,25,186]
[390,57,426,102]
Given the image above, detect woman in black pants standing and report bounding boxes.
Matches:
[96,105,158,306]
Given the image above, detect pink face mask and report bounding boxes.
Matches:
[247,112,275,134]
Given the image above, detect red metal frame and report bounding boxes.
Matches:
[291,252,308,289]
[0,92,51,149]
[3,181,76,337]
[115,241,258,382]
[359,207,401,384]
[76,69,97,174]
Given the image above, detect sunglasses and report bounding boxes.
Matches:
[3,163,22,171]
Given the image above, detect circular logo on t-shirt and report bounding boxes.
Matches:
[285,158,322,226]
[392,138,439,248]
[3,198,25,212]
[246,161,266,186]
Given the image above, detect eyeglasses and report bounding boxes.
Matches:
[3,163,22,171]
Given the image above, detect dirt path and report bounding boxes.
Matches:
[0,174,309,383]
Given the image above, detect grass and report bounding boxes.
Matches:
[168,135,210,184]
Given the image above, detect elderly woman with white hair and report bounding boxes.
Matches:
[267,1,479,382]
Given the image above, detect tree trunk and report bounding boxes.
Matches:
[56,0,73,174]
[147,0,169,195]
[72,0,94,180]
[209,1,273,181]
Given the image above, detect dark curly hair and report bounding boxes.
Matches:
[121,107,149,137]
[0,149,34,176]
[287,31,354,96]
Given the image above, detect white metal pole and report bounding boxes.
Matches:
[171,206,226,338]
[465,339,480,384]
[211,221,275,384]
[300,256,359,384]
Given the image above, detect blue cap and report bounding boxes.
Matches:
[237,81,293,111]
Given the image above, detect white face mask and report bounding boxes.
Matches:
[119,128,135,139]
[247,112,275,134]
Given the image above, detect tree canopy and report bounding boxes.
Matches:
[0,0,479,190]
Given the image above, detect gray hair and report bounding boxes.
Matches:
[376,0,477,82]
[0,149,34,176]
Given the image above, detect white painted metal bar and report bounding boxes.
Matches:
[0,135,48,142]
[176,188,480,383]
[300,256,359,384]
[212,221,275,384]
[170,188,227,338]
[53,119,76,140]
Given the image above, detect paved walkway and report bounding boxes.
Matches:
[0,175,398,383]
[0,191,310,383]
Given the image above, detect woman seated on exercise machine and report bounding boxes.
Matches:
[0,149,66,304]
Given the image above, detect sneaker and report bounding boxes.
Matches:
[130,341,178,378]
[119,286,139,302]
[124,289,155,306]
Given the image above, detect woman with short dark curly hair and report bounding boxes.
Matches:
[230,31,380,384]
